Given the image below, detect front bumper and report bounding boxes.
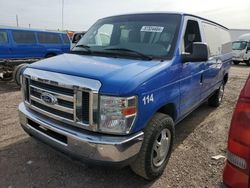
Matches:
[18,102,144,165]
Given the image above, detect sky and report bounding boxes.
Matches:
[0,0,249,31]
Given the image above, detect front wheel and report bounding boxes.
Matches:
[130,113,175,180]
[246,60,250,66]
[233,61,240,65]
[208,83,225,107]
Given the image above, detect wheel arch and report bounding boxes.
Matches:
[45,52,57,58]
[223,73,229,85]
[156,103,177,122]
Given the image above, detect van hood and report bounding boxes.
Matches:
[29,53,163,95]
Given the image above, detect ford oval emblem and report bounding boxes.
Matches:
[41,92,58,105]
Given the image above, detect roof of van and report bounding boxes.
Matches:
[0,25,66,34]
[101,12,229,30]
[238,33,250,41]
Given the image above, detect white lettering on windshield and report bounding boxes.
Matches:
[141,26,164,33]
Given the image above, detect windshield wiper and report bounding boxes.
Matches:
[74,44,92,53]
[104,47,152,60]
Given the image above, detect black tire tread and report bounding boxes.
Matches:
[246,60,250,66]
[13,63,28,86]
[208,84,224,107]
[130,113,174,180]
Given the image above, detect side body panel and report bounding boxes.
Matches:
[0,28,70,59]
[243,42,250,61]
[0,29,11,59]
[36,31,64,57]
[9,30,42,58]
[199,21,232,100]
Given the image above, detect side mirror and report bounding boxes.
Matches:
[181,42,209,63]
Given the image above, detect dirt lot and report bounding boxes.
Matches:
[0,65,250,188]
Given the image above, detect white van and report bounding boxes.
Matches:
[232,33,250,66]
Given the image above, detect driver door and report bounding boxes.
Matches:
[179,19,204,116]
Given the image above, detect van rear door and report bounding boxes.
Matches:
[0,30,11,59]
[200,22,232,99]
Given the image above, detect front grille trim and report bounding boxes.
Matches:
[30,84,73,102]
[22,68,101,132]
[30,95,74,114]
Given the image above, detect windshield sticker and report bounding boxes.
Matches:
[141,26,164,33]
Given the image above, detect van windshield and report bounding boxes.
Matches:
[72,14,182,60]
[232,41,247,50]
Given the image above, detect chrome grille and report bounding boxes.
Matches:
[22,68,102,131]
[29,79,75,121]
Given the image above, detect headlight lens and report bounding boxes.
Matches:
[99,96,137,134]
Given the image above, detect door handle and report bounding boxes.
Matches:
[200,73,203,84]
[216,59,222,69]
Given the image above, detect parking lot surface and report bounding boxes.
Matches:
[0,65,250,188]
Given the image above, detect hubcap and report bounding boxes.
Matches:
[152,128,171,167]
[218,85,224,102]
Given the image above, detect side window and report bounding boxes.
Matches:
[219,28,231,54]
[183,20,202,53]
[0,31,8,44]
[37,33,62,44]
[94,24,113,46]
[72,33,83,43]
[12,31,36,44]
[202,22,231,56]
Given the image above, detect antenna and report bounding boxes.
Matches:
[16,15,19,27]
[62,0,64,30]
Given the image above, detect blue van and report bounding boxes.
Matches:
[0,27,70,59]
[17,13,232,180]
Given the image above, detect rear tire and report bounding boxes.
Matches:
[130,113,175,180]
[246,60,250,66]
[45,53,56,58]
[233,61,240,65]
[208,83,225,107]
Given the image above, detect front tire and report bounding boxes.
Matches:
[233,61,240,65]
[246,60,250,66]
[13,63,28,86]
[208,83,225,107]
[45,53,56,58]
[130,113,175,180]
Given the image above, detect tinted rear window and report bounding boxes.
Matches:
[0,31,8,43]
[12,31,36,44]
[37,33,62,44]
[62,34,70,44]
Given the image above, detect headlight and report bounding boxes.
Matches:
[21,75,30,102]
[99,95,137,134]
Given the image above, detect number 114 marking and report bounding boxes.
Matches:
[143,94,154,105]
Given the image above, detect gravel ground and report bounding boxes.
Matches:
[0,65,249,188]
